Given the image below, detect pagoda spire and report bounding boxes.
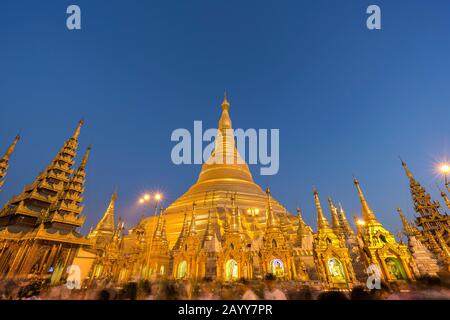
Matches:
[296,207,307,229]
[338,203,354,236]
[46,145,91,229]
[265,188,278,230]
[154,207,165,239]
[189,202,197,235]
[314,189,329,229]
[401,160,443,217]
[219,93,232,130]
[397,208,418,237]
[112,216,124,242]
[328,196,341,231]
[173,206,190,250]
[91,191,117,237]
[0,134,20,192]
[229,193,243,233]
[296,207,313,248]
[72,119,84,140]
[1,134,20,162]
[353,177,378,223]
[161,218,167,241]
[204,209,214,240]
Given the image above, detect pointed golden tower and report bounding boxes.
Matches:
[312,189,355,289]
[158,95,293,248]
[396,208,420,238]
[295,207,314,249]
[46,145,91,230]
[0,120,90,280]
[88,190,117,250]
[397,208,440,277]
[401,160,450,259]
[218,194,252,281]
[0,120,84,225]
[353,177,414,282]
[0,134,20,193]
[260,188,296,279]
[337,203,354,238]
[328,196,344,237]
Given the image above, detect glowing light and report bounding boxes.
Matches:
[247,209,251,213]
[139,198,144,204]
[154,193,162,201]
[143,194,150,201]
[440,163,450,174]
[357,219,366,226]
[255,209,260,214]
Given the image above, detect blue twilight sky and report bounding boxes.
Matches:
[0,0,449,234]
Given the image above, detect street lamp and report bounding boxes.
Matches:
[138,192,163,279]
[439,163,450,191]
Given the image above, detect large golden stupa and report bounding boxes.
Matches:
[144,96,296,248]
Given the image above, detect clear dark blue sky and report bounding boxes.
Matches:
[0,1,449,234]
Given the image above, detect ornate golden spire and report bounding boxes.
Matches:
[296,207,306,228]
[265,188,278,229]
[113,216,124,242]
[338,203,354,236]
[204,209,213,240]
[397,208,417,237]
[314,189,329,229]
[229,194,243,233]
[401,159,414,181]
[80,144,92,168]
[93,191,117,236]
[0,134,20,192]
[2,134,20,161]
[189,202,197,235]
[218,93,232,131]
[328,196,341,230]
[72,119,84,140]
[353,177,378,222]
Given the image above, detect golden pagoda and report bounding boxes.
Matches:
[149,95,296,248]
[401,160,450,262]
[88,191,117,251]
[397,208,440,277]
[0,120,91,281]
[259,188,296,279]
[0,134,20,193]
[352,177,415,283]
[312,189,356,289]
[172,203,202,279]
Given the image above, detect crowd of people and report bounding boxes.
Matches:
[1,274,449,300]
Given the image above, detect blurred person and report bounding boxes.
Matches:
[263,274,287,300]
[317,291,349,301]
[241,279,259,300]
[350,286,372,300]
[197,278,219,300]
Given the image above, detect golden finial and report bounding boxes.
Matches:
[399,157,414,180]
[328,196,341,228]
[80,145,92,168]
[3,134,20,160]
[353,177,377,222]
[72,119,84,140]
[221,91,230,110]
[314,188,329,229]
